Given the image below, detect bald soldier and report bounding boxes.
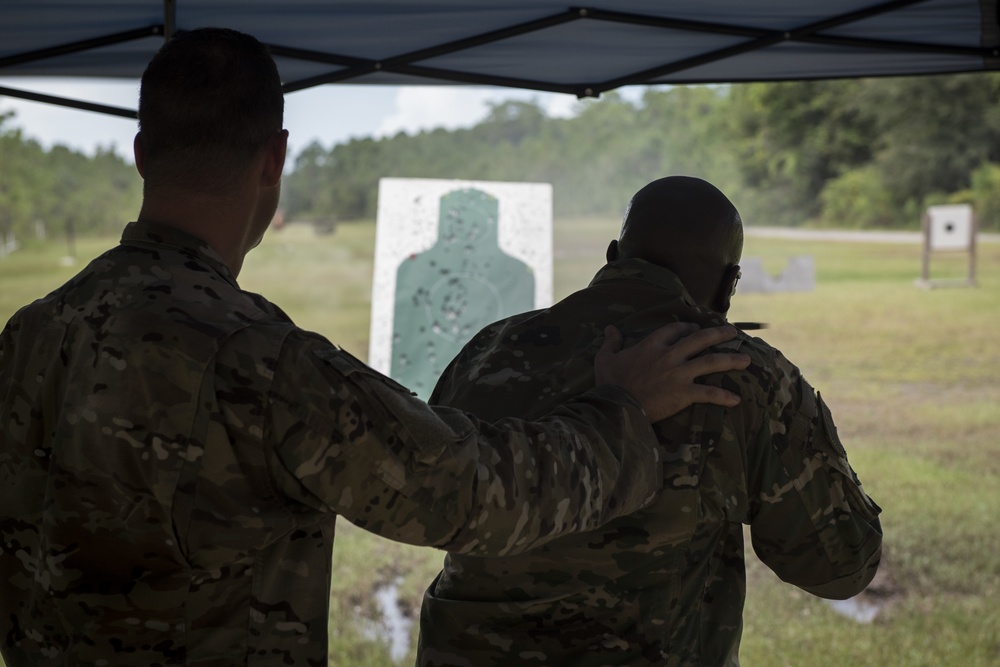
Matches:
[419,176,883,667]
[0,34,753,666]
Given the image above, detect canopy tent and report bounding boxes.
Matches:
[1,0,998,119]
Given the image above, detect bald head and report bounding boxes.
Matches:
[608,176,743,314]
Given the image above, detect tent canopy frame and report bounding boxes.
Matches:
[0,0,997,119]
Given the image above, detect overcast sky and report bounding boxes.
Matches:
[0,77,600,164]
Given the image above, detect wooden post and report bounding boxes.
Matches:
[920,212,930,284]
[969,211,978,286]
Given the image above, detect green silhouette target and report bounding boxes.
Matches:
[369,179,552,400]
[391,189,534,397]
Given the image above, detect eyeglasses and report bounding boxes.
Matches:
[731,269,742,297]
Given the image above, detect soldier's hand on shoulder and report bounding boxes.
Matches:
[595,323,750,422]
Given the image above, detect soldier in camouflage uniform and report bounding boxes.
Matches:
[0,33,752,666]
[419,176,883,667]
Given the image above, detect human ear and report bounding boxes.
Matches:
[713,264,741,315]
[261,130,289,188]
[606,239,619,263]
[133,133,146,178]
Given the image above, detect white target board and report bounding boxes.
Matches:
[927,204,974,251]
[917,203,978,288]
[369,177,553,398]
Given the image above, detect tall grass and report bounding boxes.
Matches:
[1,220,998,666]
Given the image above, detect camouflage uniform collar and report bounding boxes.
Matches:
[121,220,239,287]
[590,258,698,307]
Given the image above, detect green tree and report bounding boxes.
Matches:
[476,100,548,146]
[862,73,1000,208]
[819,166,898,229]
[0,113,50,248]
[728,79,876,225]
[727,73,1000,227]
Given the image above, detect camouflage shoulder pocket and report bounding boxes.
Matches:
[814,391,881,520]
[814,392,847,458]
[319,346,416,397]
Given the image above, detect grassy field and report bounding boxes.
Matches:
[1,219,998,666]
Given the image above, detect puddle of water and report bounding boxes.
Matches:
[361,577,413,662]
[825,595,885,623]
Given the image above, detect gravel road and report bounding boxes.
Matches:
[746,226,999,244]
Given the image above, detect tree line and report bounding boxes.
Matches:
[2,72,999,251]
[0,112,142,251]
[284,73,1000,231]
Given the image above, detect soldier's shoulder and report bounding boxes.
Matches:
[738,332,804,384]
[705,331,794,401]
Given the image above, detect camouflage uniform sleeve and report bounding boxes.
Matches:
[264,330,661,556]
[747,349,883,599]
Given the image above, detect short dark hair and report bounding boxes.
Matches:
[137,28,284,193]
